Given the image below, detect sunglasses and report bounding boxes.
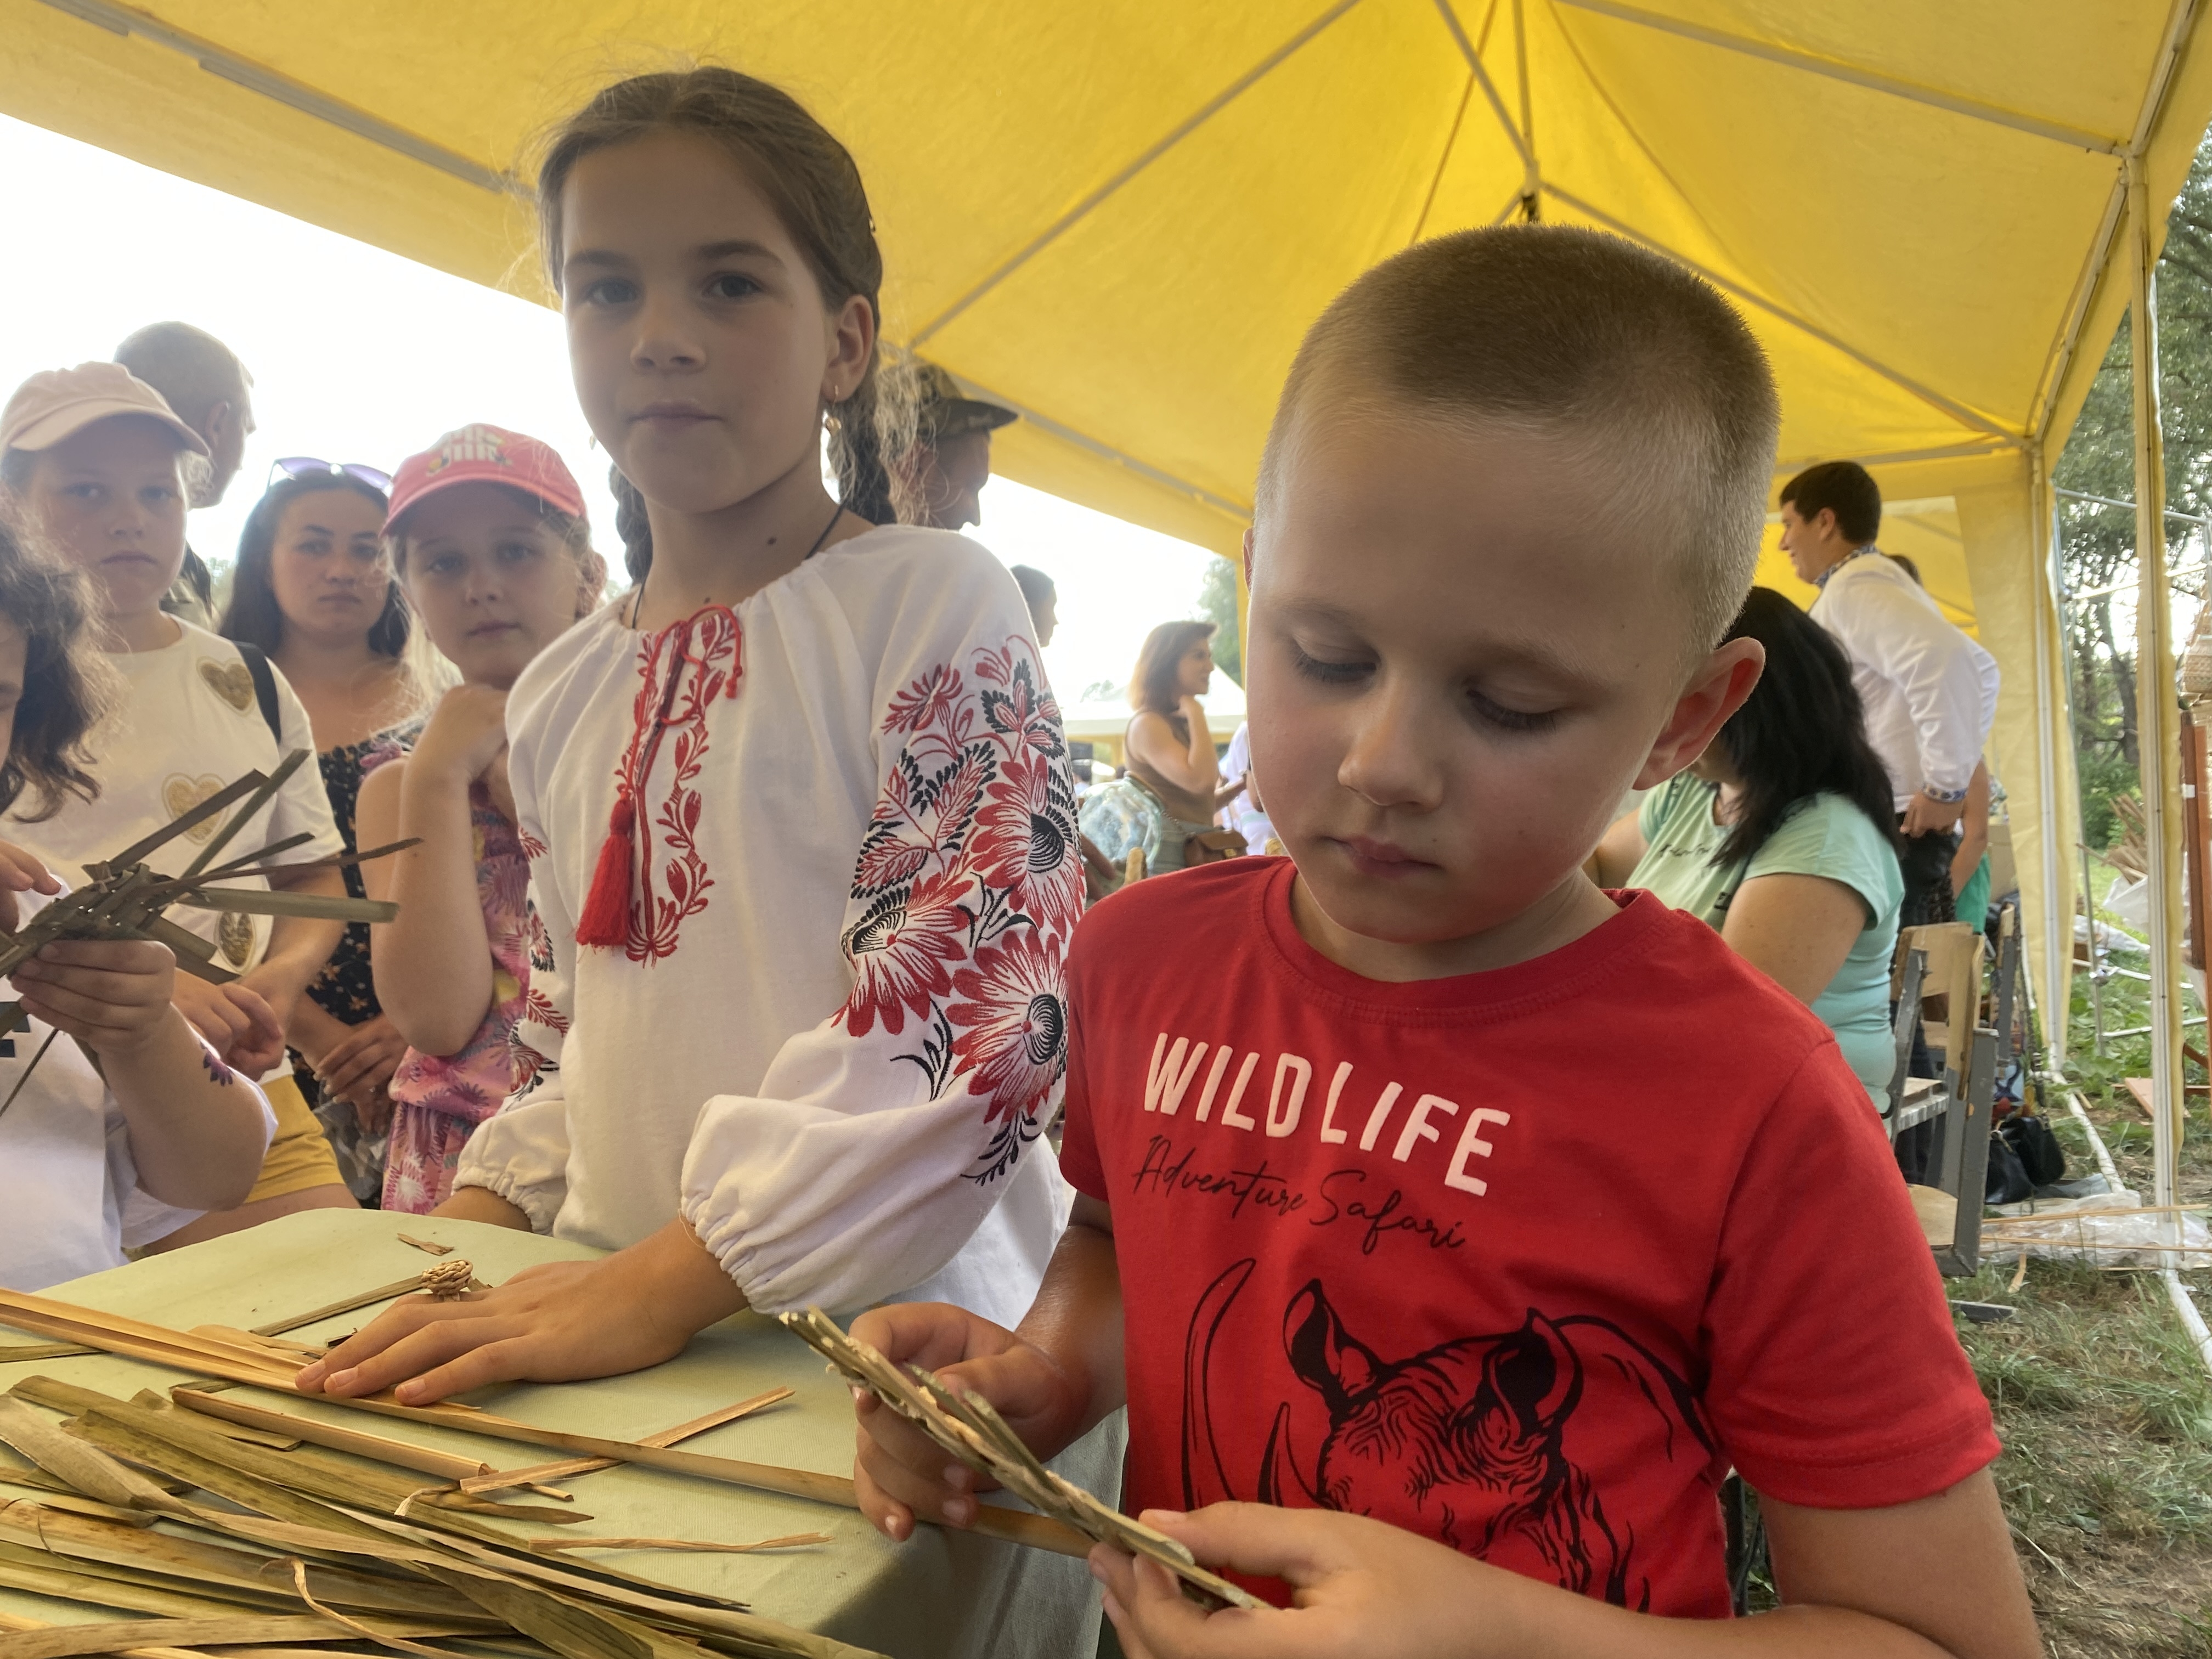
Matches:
[270,457,392,492]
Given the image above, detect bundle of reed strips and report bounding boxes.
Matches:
[0,1286,1084,1559]
[0,1374,883,1659]
[777,1308,1264,1611]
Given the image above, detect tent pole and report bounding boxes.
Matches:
[2126,155,2187,1217]
[2031,445,2072,1064]
[2050,499,2109,1054]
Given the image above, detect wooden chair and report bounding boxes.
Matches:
[1898,922,1984,1077]
[1889,923,1997,1277]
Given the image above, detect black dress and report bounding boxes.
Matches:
[297,727,417,1201]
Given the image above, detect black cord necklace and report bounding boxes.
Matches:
[629,500,849,630]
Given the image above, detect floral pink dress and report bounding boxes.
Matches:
[380,780,531,1214]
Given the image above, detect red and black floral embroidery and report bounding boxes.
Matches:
[839,644,1080,1182]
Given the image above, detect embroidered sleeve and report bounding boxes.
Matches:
[681,561,1081,1314]
[450,755,571,1232]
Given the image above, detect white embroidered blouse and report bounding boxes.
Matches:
[454,526,1083,1328]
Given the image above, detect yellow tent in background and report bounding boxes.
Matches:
[5,1,2212,1183]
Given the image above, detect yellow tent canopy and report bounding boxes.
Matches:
[7,0,2212,1149]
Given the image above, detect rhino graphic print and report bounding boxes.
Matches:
[1180,1260,1713,1609]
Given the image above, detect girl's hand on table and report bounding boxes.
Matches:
[294,1218,744,1403]
[1094,1504,1511,1659]
[849,1302,1088,1542]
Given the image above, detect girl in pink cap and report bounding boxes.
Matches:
[353,426,604,1214]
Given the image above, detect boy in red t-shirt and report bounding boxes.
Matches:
[852,228,2038,1658]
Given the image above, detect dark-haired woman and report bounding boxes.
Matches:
[221,463,418,1197]
[1083,620,1246,871]
[1595,588,1905,1109]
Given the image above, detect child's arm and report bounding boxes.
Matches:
[1130,708,1220,798]
[1094,1474,2038,1659]
[850,1192,1126,1539]
[1950,760,1990,898]
[357,690,505,1056]
[10,938,271,1211]
[1589,811,1647,888]
[239,870,346,1063]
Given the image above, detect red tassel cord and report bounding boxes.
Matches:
[573,792,638,947]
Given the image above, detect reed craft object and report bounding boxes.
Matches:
[0,751,416,1113]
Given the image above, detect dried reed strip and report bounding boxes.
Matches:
[193,1328,325,1361]
[170,1392,490,1483]
[0,1475,157,1526]
[0,1399,182,1514]
[249,1265,478,1341]
[461,1387,793,1494]
[0,1503,493,1624]
[0,1607,208,1659]
[528,1533,831,1555]
[0,1614,471,1659]
[396,1237,453,1257]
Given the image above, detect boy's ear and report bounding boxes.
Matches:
[1633,637,1765,791]
[1242,524,1254,587]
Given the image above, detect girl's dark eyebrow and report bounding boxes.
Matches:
[696,239,780,263]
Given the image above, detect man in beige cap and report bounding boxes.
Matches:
[114,323,256,627]
[891,360,1017,532]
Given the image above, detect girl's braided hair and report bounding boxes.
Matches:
[0,507,117,821]
[537,67,916,583]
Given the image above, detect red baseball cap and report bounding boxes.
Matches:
[385,424,586,533]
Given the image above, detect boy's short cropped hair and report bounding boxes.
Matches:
[1257,225,1780,654]
[1779,459,1883,546]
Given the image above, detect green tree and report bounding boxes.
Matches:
[2055,131,2212,839]
[1198,555,1243,686]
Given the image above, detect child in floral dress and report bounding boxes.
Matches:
[353,426,603,1213]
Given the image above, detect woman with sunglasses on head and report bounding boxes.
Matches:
[219,459,420,1203]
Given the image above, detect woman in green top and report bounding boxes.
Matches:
[1595,588,1906,1109]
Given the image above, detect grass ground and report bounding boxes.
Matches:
[1959,862,2212,1656]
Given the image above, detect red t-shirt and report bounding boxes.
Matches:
[1059,858,1997,1618]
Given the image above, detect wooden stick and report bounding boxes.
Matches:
[0,1344,94,1364]
[460,1386,792,1493]
[169,1389,492,1482]
[249,1270,481,1339]
[190,1327,324,1359]
[529,1532,832,1555]
[0,1289,1088,1558]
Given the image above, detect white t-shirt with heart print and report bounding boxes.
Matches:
[4,619,345,1013]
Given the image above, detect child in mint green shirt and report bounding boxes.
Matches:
[1594,589,1906,1109]
[1628,777,1901,1105]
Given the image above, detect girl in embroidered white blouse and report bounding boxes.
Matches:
[298,70,1084,1406]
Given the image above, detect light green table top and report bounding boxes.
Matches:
[0,1210,1107,1658]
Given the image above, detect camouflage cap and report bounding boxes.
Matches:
[893,360,1018,442]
